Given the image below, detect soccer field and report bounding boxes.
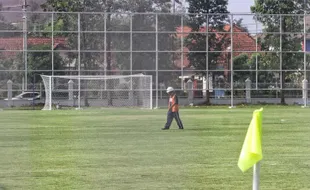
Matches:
[0,106,310,190]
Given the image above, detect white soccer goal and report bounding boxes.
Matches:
[41,74,153,110]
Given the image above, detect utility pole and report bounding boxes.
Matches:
[22,0,28,91]
[2,1,28,91]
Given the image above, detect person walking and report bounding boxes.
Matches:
[162,87,184,130]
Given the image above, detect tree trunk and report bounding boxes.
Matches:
[205,90,210,105]
[280,71,285,104]
[83,80,90,107]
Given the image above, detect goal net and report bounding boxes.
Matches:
[41,74,152,110]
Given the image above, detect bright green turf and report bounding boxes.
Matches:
[0,106,310,190]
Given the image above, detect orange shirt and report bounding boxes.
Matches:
[168,94,179,112]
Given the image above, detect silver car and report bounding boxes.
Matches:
[4,92,41,101]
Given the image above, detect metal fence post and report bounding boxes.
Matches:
[130,14,134,106]
[302,79,308,108]
[22,0,28,91]
[7,80,13,107]
[77,12,81,109]
[245,78,251,104]
[229,14,235,108]
[52,12,54,77]
[155,13,159,108]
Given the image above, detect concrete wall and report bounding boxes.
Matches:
[0,98,308,109]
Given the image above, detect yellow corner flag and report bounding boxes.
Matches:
[238,108,263,172]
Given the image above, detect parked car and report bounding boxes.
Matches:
[4,92,41,101]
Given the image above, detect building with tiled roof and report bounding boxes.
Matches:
[174,24,261,97]
[174,24,261,72]
[0,37,122,73]
[0,37,67,58]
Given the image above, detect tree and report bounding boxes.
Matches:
[251,0,307,104]
[27,0,49,36]
[42,0,175,106]
[0,58,22,90]
[233,53,254,83]
[233,52,278,86]
[0,44,64,93]
[234,18,249,33]
[10,44,65,84]
[185,0,229,104]
[0,3,20,37]
[26,44,64,83]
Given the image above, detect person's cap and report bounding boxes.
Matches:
[166,87,174,93]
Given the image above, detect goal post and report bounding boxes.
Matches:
[40,74,153,110]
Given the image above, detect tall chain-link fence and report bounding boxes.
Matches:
[0,11,310,109]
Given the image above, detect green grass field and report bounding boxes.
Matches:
[1,106,310,190]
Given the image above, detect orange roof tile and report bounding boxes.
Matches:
[174,24,261,68]
[0,37,67,58]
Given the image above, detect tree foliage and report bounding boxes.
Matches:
[185,0,229,103]
[41,0,176,72]
[0,44,64,90]
[233,53,255,83]
[251,0,308,104]
[26,44,64,82]
[0,3,20,37]
[233,18,249,33]
[41,0,178,105]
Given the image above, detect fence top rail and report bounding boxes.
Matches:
[40,74,152,80]
[0,10,309,16]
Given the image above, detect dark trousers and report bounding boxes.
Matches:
[164,111,184,129]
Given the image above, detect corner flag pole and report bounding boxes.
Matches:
[253,162,260,190]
